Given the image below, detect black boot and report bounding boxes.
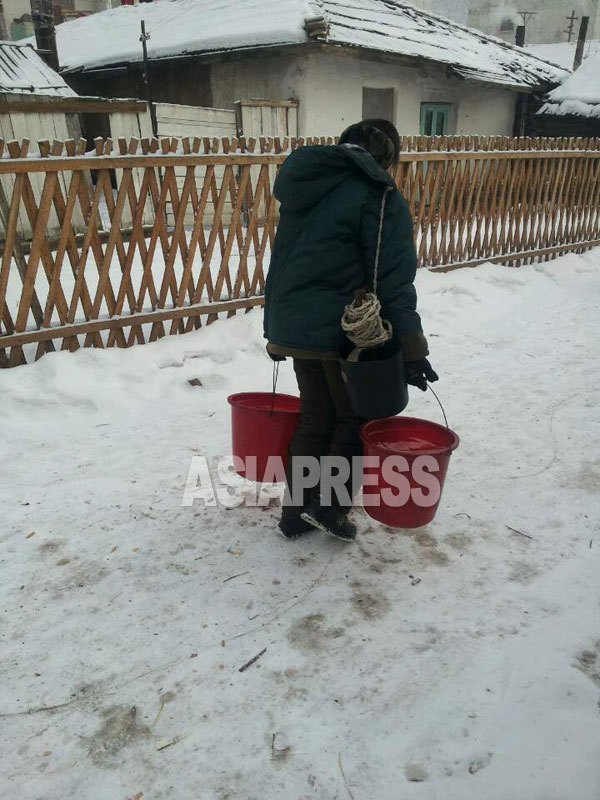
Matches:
[278,508,315,540]
[301,497,357,543]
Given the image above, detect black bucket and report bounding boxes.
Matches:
[339,340,408,419]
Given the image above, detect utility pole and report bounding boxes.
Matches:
[573,15,590,69]
[31,0,59,71]
[140,20,158,136]
[564,9,579,41]
[514,26,528,136]
[517,10,536,28]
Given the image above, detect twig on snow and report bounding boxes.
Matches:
[151,693,172,727]
[193,552,216,561]
[338,753,355,800]
[222,571,250,583]
[157,734,186,752]
[239,648,267,673]
[0,700,72,718]
[506,524,533,540]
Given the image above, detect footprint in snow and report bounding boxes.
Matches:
[574,642,600,686]
[469,752,493,774]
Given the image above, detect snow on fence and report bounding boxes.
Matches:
[0,134,599,367]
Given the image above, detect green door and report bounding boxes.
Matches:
[420,103,451,136]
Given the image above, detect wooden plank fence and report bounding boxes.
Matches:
[0,134,599,367]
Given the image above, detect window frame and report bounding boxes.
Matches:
[420,102,452,136]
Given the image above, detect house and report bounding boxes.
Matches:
[413,0,600,46]
[0,39,151,146]
[534,48,600,136]
[1,0,119,42]
[0,39,83,142]
[0,40,151,240]
[52,0,568,138]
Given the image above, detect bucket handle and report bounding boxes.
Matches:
[426,383,449,430]
[270,360,280,416]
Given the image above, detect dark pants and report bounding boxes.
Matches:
[284,358,363,512]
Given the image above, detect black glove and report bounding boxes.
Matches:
[268,352,287,362]
[404,358,439,392]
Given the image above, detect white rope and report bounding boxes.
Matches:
[341,292,391,349]
[372,186,391,293]
[341,187,392,351]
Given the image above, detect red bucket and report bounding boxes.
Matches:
[360,416,459,528]
[228,392,300,482]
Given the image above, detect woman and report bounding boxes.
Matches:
[264,119,437,542]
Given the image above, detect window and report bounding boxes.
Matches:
[420,103,452,136]
[362,88,395,122]
[500,17,515,31]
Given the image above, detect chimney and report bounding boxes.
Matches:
[31,0,59,72]
[573,15,589,70]
[515,25,526,46]
[304,16,328,41]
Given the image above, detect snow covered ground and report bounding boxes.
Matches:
[1,251,599,800]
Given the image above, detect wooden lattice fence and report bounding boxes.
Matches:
[0,134,599,367]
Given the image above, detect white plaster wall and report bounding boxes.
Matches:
[210,54,307,111]
[456,84,516,135]
[299,52,517,137]
[209,50,518,138]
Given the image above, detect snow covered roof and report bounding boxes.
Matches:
[52,0,568,90]
[0,40,76,97]
[538,50,600,118]
[526,40,600,71]
[319,1,567,89]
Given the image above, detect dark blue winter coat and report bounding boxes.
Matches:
[264,145,427,361]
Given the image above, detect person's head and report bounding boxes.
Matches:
[339,119,400,171]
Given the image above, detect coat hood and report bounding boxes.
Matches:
[274,145,396,211]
